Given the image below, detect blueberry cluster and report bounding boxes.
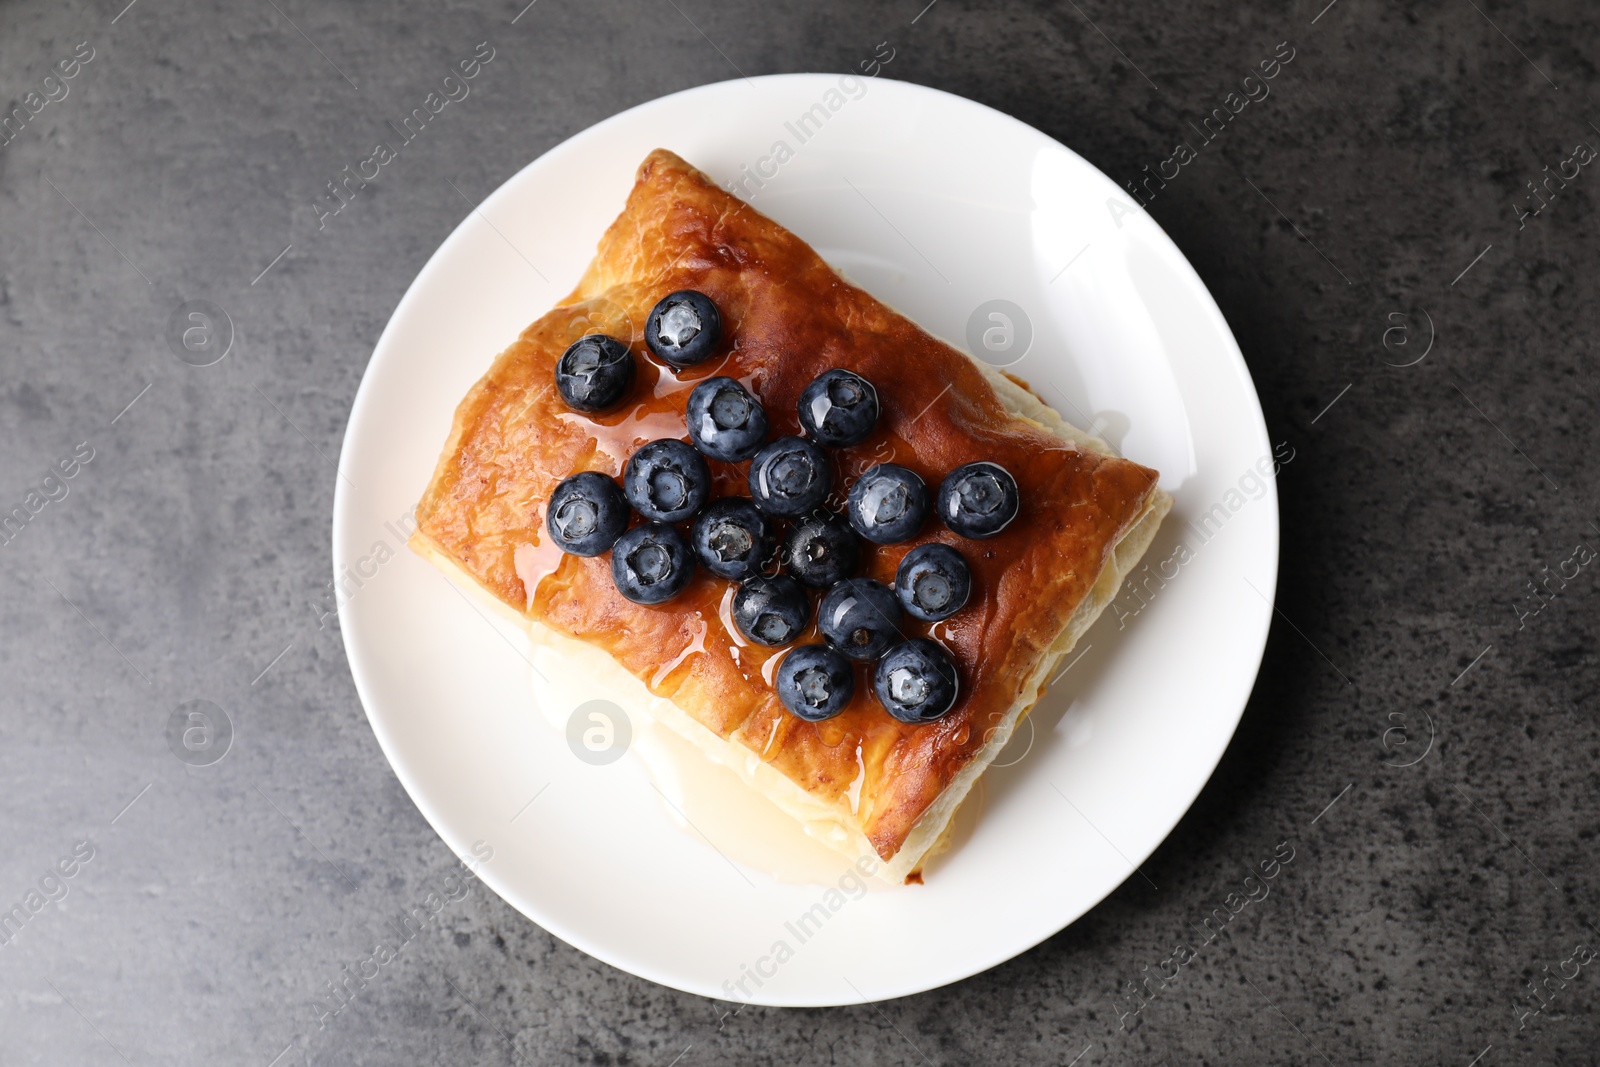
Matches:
[544,289,1022,727]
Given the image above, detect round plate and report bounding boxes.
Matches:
[333,74,1277,1007]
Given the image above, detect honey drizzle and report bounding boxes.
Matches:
[512,501,567,610]
[651,611,709,689]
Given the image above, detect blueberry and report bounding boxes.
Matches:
[874,639,960,723]
[645,290,722,367]
[545,471,630,557]
[894,543,972,622]
[846,464,929,544]
[937,461,1020,539]
[690,498,773,581]
[782,513,859,588]
[747,436,832,517]
[731,574,811,647]
[817,578,901,662]
[610,523,695,604]
[775,643,855,721]
[686,376,768,462]
[555,334,634,413]
[797,369,878,447]
[623,439,711,524]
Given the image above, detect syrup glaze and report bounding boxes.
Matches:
[511,501,566,610]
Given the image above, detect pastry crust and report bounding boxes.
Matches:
[412,149,1170,881]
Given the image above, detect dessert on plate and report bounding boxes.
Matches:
[411,149,1170,883]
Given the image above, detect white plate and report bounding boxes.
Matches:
[333,74,1277,1007]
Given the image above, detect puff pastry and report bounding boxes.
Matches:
[412,149,1171,882]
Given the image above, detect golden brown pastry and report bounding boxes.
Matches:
[411,149,1171,882]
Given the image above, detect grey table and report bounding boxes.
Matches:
[3,1,1597,1063]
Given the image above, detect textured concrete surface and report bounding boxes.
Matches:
[2,0,1597,1063]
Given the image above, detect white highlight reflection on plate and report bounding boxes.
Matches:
[333,75,1277,1007]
